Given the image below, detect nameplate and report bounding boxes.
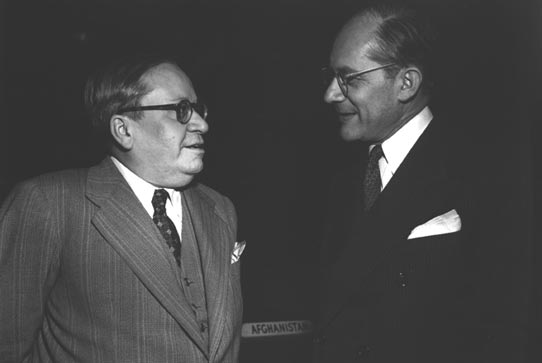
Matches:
[242,320,313,338]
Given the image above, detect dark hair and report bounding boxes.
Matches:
[83,55,178,138]
[355,4,437,92]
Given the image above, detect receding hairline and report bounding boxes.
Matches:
[350,5,403,28]
[332,12,384,62]
[335,6,412,66]
[348,9,393,45]
[136,61,195,100]
[139,61,185,84]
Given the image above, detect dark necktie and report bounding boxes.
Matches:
[152,189,181,266]
[363,144,384,212]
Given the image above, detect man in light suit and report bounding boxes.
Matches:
[313,4,515,362]
[0,56,243,362]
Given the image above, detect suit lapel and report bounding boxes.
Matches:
[320,119,459,328]
[183,187,231,362]
[85,158,208,356]
[374,120,455,230]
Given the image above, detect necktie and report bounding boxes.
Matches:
[363,144,384,212]
[152,189,182,266]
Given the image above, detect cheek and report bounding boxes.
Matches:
[158,126,187,154]
[350,95,373,117]
[361,95,392,121]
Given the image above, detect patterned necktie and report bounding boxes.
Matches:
[363,144,384,212]
[152,189,181,266]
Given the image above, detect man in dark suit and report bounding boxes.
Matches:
[0,56,243,362]
[314,4,495,362]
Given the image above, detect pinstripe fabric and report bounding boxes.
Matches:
[0,158,242,363]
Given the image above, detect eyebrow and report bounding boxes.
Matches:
[169,97,196,103]
[334,66,359,75]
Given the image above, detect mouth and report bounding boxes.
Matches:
[337,111,357,121]
[334,106,356,117]
[185,142,205,150]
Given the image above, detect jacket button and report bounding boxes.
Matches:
[398,272,407,287]
[184,278,194,286]
[356,345,371,359]
[313,335,326,345]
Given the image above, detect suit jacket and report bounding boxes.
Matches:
[0,158,242,363]
[313,117,492,363]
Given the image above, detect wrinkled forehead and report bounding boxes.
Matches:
[330,15,380,69]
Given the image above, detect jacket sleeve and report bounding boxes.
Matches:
[0,179,62,362]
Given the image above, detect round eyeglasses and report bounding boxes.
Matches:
[321,63,396,97]
[118,99,208,125]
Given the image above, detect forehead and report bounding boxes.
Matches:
[141,63,196,102]
[330,15,380,70]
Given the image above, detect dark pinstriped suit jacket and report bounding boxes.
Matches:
[0,157,242,362]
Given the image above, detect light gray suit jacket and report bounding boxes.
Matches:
[0,158,242,362]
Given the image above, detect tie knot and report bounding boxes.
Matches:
[369,144,384,163]
[152,189,169,215]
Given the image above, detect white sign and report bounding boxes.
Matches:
[242,320,314,338]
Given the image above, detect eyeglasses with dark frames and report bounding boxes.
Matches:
[321,63,396,97]
[118,99,208,125]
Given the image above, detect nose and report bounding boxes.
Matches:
[323,78,346,104]
[186,111,209,134]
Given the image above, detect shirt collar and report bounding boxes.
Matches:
[378,106,433,174]
[110,156,178,218]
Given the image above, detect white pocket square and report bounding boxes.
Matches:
[407,209,461,240]
[231,241,246,264]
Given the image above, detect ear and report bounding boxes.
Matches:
[397,67,423,102]
[110,115,134,150]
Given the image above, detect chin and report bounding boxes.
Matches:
[178,156,204,173]
[340,128,364,141]
[187,161,204,174]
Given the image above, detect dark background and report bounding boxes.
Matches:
[1,0,540,362]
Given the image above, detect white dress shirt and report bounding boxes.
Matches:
[111,157,183,237]
[371,106,433,190]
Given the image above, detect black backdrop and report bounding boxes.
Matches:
[1,0,540,362]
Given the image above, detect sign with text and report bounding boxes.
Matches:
[242,320,314,338]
